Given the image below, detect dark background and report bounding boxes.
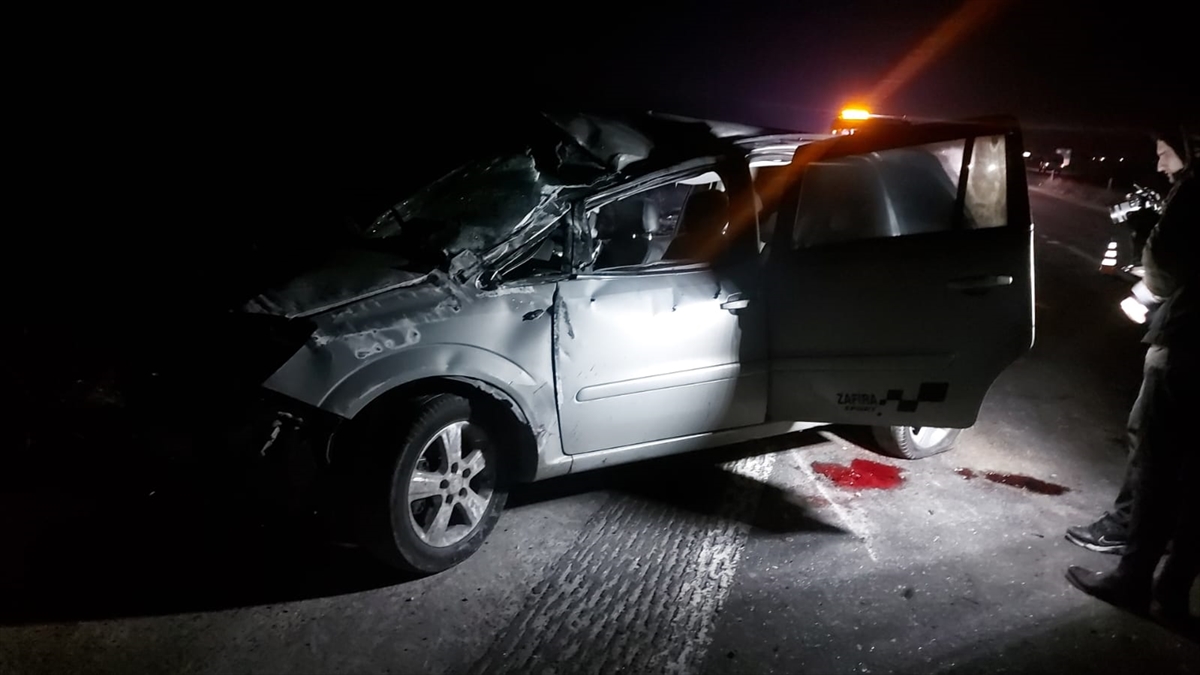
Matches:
[22,1,1197,218]
[3,0,1198,632]
[10,0,1197,356]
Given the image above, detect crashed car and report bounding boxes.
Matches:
[241,112,1035,573]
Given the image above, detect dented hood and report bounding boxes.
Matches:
[244,247,433,319]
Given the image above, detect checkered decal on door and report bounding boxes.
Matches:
[884,382,950,412]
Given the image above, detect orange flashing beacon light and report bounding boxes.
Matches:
[831,107,872,135]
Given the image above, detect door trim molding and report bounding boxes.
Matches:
[576,362,767,402]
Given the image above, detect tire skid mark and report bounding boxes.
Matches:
[469,453,775,675]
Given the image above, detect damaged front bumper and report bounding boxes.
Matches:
[237,388,345,491]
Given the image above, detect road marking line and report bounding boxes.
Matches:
[1028,186,1110,214]
[667,453,773,675]
[1036,230,1104,267]
[1043,238,1102,267]
[469,453,776,675]
[792,446,880,563]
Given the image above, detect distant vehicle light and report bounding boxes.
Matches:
[1022,151,1032,158]
[840,108,871,120]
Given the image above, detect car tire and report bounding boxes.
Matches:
[870,425,961,460]
[353,394,508,574]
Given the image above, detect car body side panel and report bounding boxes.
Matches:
[554,268,767,454]
[765,126,1034,428]
[569,421,821,473]
[766,226,1033,427]
[261,277,570,480]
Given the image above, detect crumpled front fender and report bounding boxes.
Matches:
[263,342,568,479]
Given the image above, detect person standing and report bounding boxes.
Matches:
[1065,124,1199,628]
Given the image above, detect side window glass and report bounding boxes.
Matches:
[792,134,1008,249]
[751,164,790,250]
[964,135,1008,228]
[587,173,729,271]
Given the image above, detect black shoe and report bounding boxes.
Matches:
[1066,566,1151,614]
[1066,513,1128,554]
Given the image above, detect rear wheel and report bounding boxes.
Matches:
[353,394,507,574]
[871,425,961,460]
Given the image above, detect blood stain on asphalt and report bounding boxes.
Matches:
[956,468,1070,495]
[812,459,904,489]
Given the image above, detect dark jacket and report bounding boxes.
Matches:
[1142,170,1199,348]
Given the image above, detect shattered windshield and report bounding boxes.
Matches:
[363,153,568,262]
[356,113,730,268]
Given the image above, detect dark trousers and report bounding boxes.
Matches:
[1114,345,1200,598]
[1109,348,1153,530]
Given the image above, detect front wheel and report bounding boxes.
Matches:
[870,425,961,460]
[353,394,508,574]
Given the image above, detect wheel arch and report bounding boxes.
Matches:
[266,343,566,481]
[331,375,545,484]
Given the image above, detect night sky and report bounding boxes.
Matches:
[319,0,1195,132]
[178,0,1196,194]
[19,0,1197,320]
[62,1,1189,138]
[40,1,1196,188]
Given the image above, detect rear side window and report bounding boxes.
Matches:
[964,135,1008,228]
[792,135,1008,249]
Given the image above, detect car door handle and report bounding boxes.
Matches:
[721,295,750,311]
[947,275,1013,291]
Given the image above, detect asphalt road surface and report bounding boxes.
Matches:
[2,189,1197,674]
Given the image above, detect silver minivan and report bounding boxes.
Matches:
[242,112,1034,573]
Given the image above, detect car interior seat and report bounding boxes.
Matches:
[664,189,731,261]
[592,197,651,269]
